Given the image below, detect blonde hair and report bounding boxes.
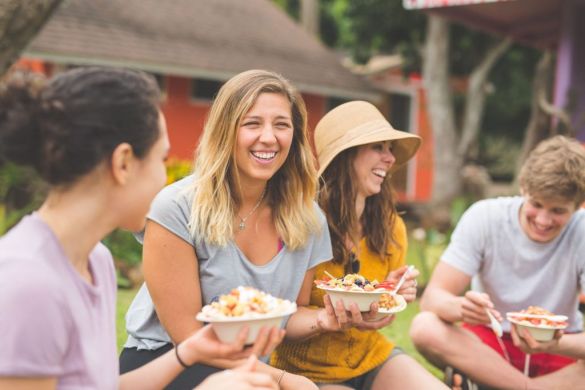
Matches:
[189,70,320,248]
[519,135,585,206]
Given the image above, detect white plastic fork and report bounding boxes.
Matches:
[485,308,503,337]
[485,308,511,363]
[391,265,415,295]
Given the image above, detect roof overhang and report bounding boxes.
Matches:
[403,0,563,50]
[23,51,381,102]
[24,0,381,102]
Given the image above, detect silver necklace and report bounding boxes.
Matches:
[237,187,266,230]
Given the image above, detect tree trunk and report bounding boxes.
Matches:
[458,38,512,160]
[0,0,63,77]
[300,0,319,36]
[517,51,555,174]
[423,15,460,209]
[424,15,511,209]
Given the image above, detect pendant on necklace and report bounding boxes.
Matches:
[239,221,245,230]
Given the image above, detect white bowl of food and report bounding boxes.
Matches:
[506,306,568,342]
[196,287,297,344]
[315,273,394,312]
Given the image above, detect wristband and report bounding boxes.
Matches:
[174,343,190,369]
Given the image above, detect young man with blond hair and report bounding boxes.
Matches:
[411,135,585,390]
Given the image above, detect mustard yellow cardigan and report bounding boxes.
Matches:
[271,217,407,383]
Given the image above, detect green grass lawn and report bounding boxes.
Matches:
[117,288,139,351]
[380,300,442,378]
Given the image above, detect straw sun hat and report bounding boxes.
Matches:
[315,101,421,176]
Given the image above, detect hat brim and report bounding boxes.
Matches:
[317,122,421,176]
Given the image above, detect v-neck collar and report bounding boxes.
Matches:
[231,240,285,268]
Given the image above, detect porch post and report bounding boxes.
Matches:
[554,0,585,141]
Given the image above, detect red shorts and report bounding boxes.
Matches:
[463,323,576,377]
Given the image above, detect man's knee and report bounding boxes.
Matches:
[410,311,446,352]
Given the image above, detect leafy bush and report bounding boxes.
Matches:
[0,163,46,234]
[103,229,143,266]
[166,158,192,184]
[480,135,522,182]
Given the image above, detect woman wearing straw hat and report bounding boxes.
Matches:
[272,101,447,389]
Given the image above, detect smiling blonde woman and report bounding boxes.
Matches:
[120,70,333,389]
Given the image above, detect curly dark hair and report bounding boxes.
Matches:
[0,67,161,186]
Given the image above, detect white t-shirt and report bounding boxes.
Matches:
[442,196,585,333]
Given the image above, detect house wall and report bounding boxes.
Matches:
[367,71,433,203]
[160,76,329,161]
[161,76,207,160]
[413,86,434,202]
[301,92,328,153]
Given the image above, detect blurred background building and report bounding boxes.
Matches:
[17,0,432,202]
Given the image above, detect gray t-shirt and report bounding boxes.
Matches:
[125,176,333,350]
[442,196,585,333]
[0,214,118,389]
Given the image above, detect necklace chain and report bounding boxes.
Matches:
[238,187,266,230]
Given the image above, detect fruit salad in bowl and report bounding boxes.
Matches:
[315,273,395,311]
[196,286,296,344]
[506,306,568,342]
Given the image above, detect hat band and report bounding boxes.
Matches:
[330,119,397,152]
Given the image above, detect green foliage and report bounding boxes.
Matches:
[342,0,425,67]
[482,46,541,141]
[449,197,472,228]
[117,288,138,351]
[479,134,523,182]
[272,0,341,47]
[407,228,447,287]
[273,0,300,19]
[379,300,442,378]
[0,163,46,234]
[166,158,192,184]
[103,229,143,266]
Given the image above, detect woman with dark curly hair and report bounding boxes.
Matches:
[0,67,276,390]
